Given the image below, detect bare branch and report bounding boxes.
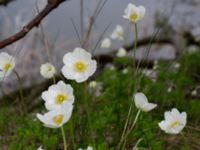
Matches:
[0,0,67,49]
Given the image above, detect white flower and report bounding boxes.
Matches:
[88,81,103,97]
[174,63,180,69]
[158,108,187,134]
[123,3,145,23]
[153,60,158,70]
[122,68,129,74]
[134,92,157,112]
[40,63,56,79]
[0,52,15,80]
[167,87,172,93]
[101,38,111,48]
[78,146,93,150]
[42,81,74,110]
[87,146,93,150]
[62,48,97,83]
[110,25,124,41]
[106,64,115,71]
[116,48,127,57]
[142,69,157,82]
[37,146,44,150]
[37,103,73,128]
[89,81,97,88]
[191,90,197,96]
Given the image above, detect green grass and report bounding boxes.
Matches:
[1,50,200,150]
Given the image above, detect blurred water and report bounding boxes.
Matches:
[0,0,173,41]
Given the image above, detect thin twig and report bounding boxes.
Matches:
[0,0,67,49]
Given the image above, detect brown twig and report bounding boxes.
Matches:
[0,0,67,49]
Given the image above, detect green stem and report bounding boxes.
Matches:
[14,70,27,115]
[117,23,139,150]
[129,110,141,132]
[84,82,96,148]
[117,102,133,150]
[133,23,138,93]
[121,110,141,150]
[70,120,76,150]
[53,76,56,84]
[134,23,138,54]
[61,126,67,150]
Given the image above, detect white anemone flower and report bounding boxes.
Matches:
[37,146,44,150]
[78,146,93,150]
[37,103,73,128]
[101,38,111,48]
[122,68,129,74]
[89,81,97,89]
[62,48,97,83]
[134,92,157,112]
[42,81,74,110]
[123,3,145,23]
[40,63,56,79]
[159,108,187,134]
[87,146,93,150]
[110,25,124,41]
[116,48,127,57]
[0,52,15,80]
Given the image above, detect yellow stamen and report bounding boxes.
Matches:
[53,114,64,125]
[130,13,139,22]
[117,32,123,38]
[55,94,67,104]
[170,121,180,128]
[3,63,11,72]
[48,66,52,71]
[74,61,87,73]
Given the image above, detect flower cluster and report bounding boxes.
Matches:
[37,48,97,128]
[133,92,187,134]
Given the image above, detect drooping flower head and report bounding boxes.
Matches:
[42,81,74,110]
[159,108,187,134]
[0,52,15,80]
[37,103,73,128]
[40,63,56,79]
[123,3,145,23]
[101,38,111,49]
[134,92,157,112]
[62,48,97,83]
[110,25,124,41]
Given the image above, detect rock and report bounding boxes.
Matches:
[135,44,176,60]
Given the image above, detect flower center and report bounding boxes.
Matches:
[3,63,11,72]
[170,121,180,128]
[130,13,139,22]
[74,61,87,73]
[55,94,67,104]
[48,66,53,72]
[53,114,64,125]
[117,32,123,38]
